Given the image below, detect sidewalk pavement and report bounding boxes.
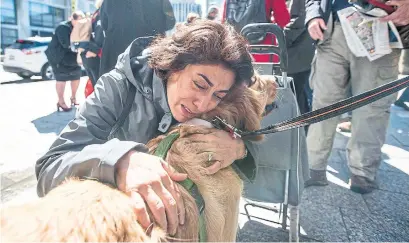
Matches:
[1,74,408,241]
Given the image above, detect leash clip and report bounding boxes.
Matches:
[211,116,242,139]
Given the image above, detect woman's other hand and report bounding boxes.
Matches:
[115,151,187,235]
[190,128,247,174]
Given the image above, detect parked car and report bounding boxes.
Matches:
[3,36,86,80]
[3,36,54,80]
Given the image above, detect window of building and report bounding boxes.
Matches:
[29,2,65,28]
[50,0,66,6]
[1,0,17,24]
[31,30,54,37]
[1,27,18,53]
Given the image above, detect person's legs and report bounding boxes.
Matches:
[87,56,101,86]
[56,81,66,103]
[56,81,71,111]
[348,49,400,193]
[290,70,310,114]
[70,80,80,105]
[306,25,350,186]
[81,52,100,87]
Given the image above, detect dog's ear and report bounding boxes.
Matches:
[249,74,277,107]
[237,87,266,141]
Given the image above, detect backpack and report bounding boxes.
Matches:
[225,0,268,44]
[70,17,92,52]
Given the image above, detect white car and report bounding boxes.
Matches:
[3,36,54,80]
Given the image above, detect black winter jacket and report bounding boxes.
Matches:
[99,0,176,77]
[45,21,77,66]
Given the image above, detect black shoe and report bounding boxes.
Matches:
[305,169,329,187]
[394,100,409,111]
[349,175,378,194]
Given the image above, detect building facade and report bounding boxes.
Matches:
[1,0,223,53]
[0,0,95,52]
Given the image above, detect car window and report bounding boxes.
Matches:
[9,40,48,49]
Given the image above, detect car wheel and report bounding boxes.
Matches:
[41,63,54,80]
[18,73,33,79]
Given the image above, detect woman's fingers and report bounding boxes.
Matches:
[161,161,186,226]
[162,160,187,181]
[140,187,168,231]
[173,183,185,225]
[130,191,151,230]
[153,182,179,235]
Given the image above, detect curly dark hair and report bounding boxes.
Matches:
[148,20,254,86]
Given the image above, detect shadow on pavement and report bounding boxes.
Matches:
[31,110,75,134]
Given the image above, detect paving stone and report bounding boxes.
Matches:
[363,190,409,222]
[327,154,350,184]
[341,207,409,242]
[1,166,35,186]
[1,175,37,203]
[238,214,317,242]
[379,158,409,174]
[328,184,369,213]
[300,200,349,242]
[377,170,409,195]
[1,176,15,190]
[385,134,405,147]
[387,108,409,147]
[301,184,333,206]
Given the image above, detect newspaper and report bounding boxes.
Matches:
[338,6,403,61]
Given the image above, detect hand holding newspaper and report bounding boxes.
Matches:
[338,6,403,61]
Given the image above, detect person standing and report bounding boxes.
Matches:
[206,6,220,21]
[45,11,85,112]
[99,0,175,76]
[80,0,104,87]
[284,0,315,115]
[305,0,401,193]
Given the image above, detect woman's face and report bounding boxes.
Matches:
[167,64,235,122]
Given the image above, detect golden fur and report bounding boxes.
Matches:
[1,75,276,242]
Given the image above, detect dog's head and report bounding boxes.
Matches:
[200,74,277,141]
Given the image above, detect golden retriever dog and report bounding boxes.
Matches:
[1,75,276,242]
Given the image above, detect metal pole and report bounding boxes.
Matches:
[204,0,209,17]
[71,0,77,13]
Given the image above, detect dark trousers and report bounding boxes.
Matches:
[81,52,101,87]
[290,70,311,115]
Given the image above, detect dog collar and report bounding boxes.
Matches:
[153,132,207,242]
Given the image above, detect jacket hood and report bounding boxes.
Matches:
[115,37,154,88]
[115,37,172,131]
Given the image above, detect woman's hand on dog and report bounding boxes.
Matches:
[190,128,247,174]
[115,151,187,235]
